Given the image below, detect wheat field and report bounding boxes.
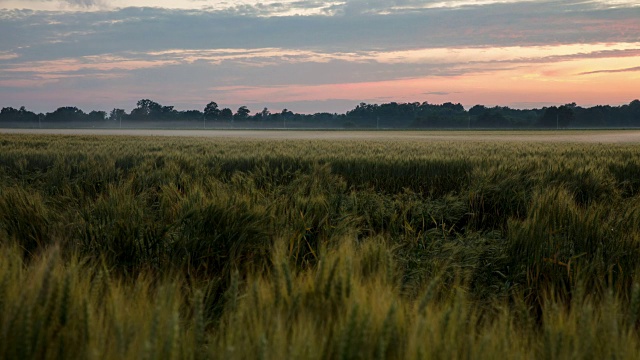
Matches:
[2,132,640,359]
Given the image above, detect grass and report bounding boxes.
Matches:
[1,133,640,358]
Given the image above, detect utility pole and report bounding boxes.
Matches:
[556,113,559,130]
[468,115,471,129]
[377,116,379,130]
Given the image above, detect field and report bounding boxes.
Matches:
[2,131,640,359]
[4,128,640,143]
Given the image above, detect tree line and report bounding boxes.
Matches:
[1,99,639,128]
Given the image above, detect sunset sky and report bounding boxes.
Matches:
[1,0,639,114]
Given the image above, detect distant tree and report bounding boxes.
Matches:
[259,107,270,121]
[538,105,574,128]
[538,107,557,128]
[181,110,204,121]
[160,106,178,121]
[476,109,509,128]
[220,108,233,121]
[204,101,220,120]
[234,106,250,121]
[346,103,374,123]
[270,112,282,123]
[628,100,640,126]
[6,99,637,129]
[0,106,39,124]
[130,99,162,120]
[280,108,294,126]
[109,108,126,122]
[281,108,294,119]
[441,102,464,112]
[109,108,126,127]
[576,105,609,127]
[87,110,107,122]
[46,107,85,122]
[311,112,335,124]
[468,105,487,117]
[0,107,20,122]
[410,115,430,128]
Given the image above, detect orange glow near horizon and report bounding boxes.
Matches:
[206,53,640,108]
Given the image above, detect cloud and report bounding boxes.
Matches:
[578,66,640,75]
[6,42,636,86]
[423,91,453,95]
[0,0,108,10]
[2,1,639,63]
[64,0,106,8]
[0,51,19,60]
[207,1,344,16]
[4,56,178,74]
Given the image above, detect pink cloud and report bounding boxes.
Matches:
[5,57,179,74]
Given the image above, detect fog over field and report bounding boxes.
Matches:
[3,128,640,143]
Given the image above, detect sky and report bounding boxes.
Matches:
[0,0,639,114]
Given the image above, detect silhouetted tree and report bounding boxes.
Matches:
[130,99,162,120]
[160,106,178,121]
[441,102,464,112]
[3,99,636,129]
[181,110,204,121]
[0,106,39,124]
[109,108,126,122]
[476,109,509,128]
[220,108,233,121]
[204,101,220,120]
[257,107,270,121]
[281,108,294,119]
[468,105,487,117]
[87,111,107,122]
[538,105,574,128]
[625,100,640,127]
[46,107,85,122]
[234,106,250,121]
